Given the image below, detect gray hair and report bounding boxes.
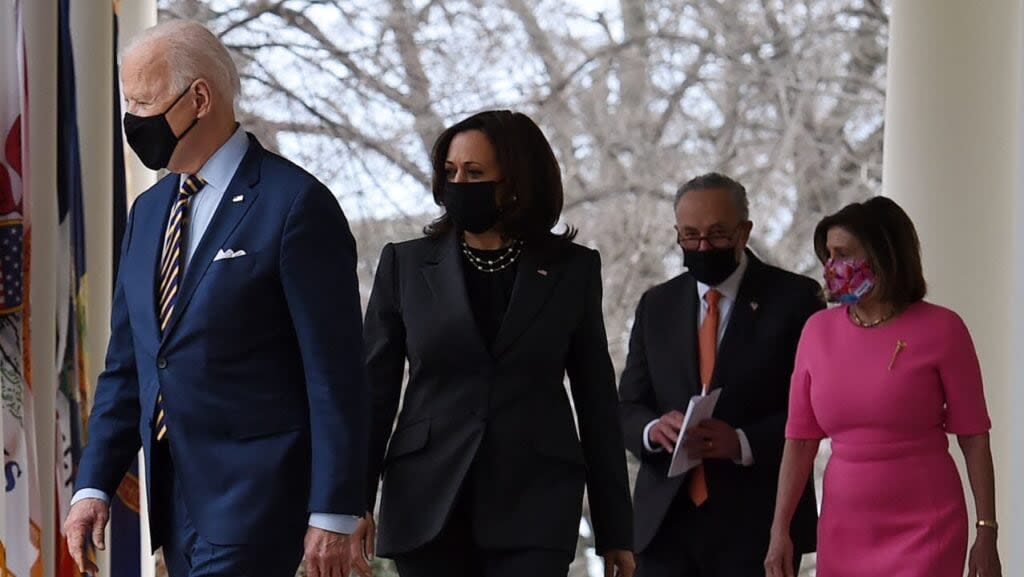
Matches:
[125,20,241,105]
[674,172,750,221]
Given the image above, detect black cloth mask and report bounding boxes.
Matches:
[443,181,501,234]
[123,84,199,170]
[683,246,740,286]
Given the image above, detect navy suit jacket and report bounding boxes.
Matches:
[76,135,368,546]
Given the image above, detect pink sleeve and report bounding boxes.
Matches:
[939,312,991,435]
[786,327,826,440]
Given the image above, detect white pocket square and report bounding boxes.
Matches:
[214,248,247,262]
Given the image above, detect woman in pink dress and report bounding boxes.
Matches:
[763,197,1002,577]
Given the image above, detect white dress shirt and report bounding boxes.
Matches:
[642,252,755,466]
[71,126,360,534]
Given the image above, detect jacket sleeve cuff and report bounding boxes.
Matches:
[642,419,664,453]
[733,428,754,466]
[71,488,111,507]
[308,513,360,535]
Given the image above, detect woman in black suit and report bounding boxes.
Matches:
[350,110,635,577]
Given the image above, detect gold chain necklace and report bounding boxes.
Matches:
[849,306,895,328]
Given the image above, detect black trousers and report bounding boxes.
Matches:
[636,489,800,577]
[391,471,574,577]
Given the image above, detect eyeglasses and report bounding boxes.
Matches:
[677,228,740,251]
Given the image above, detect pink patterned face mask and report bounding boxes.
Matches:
[824,258,875,304]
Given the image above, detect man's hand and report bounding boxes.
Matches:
[303,526,353,577]
[349,513,376,577]
[63,498,109,575]
[603,549,636,577]
[648,411,685,452]
[682,418,741,460]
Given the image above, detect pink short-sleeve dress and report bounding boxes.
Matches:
[786,301,991,577]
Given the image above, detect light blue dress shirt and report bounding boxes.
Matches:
[71,127,359,535]
[642,252,754,466]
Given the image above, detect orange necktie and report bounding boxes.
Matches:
[688,288,720,506]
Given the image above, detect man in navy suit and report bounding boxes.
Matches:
[63,20,368,577]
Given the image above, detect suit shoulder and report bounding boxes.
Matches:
[259,147,326,195]
[389,236,435,253]
[132,173,178,207]
[636,273,690,310]
[761,263,822,296]
[385,236,440,263]
[562,241,600,264]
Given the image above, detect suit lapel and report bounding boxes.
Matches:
[491,244,564,357]
[420,231,491,361]
[160,136,263,345]
[712,252,764,387]
[668,275,703,399]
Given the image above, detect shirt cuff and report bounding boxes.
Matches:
[71,489,111,507]
[308,513,360,535]
[642,419,665,453]
[734,428,754,466]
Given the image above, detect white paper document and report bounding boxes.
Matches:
[667,388,723,478]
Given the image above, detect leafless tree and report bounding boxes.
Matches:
[156,1,888,575]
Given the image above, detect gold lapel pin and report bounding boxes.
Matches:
[888,339,907,372]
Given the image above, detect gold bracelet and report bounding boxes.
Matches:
[976,520,999,531]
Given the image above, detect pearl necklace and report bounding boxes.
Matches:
[461,239,522,273]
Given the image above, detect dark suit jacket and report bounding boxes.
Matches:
[364,231,633,556]
[77,135,368,546]
[619,251,821,555]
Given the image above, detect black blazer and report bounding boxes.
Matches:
[619,251,821,555]
[364,231,633,557]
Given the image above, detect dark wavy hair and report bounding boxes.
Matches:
[424,110,575,245]
[813,196,927,309]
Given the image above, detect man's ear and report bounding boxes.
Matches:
[192,78,214,118]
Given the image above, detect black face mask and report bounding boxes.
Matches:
[443,181,501,234]
[682,246,740,286]
[123,84,199,170]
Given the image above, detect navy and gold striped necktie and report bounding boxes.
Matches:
[154,174,205,441]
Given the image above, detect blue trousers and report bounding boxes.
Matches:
[152,443,305,577]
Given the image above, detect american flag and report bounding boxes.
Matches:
[0,219,23,313]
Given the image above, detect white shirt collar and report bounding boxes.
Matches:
[183,125,248,191]
[697,251,749,303]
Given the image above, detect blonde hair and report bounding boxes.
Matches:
[125,20,241,106]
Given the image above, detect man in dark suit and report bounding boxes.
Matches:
[62,21,367,577]
[619,173,821,577]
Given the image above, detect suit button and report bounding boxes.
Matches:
[157,358,168,369]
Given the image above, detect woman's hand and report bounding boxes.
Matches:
[349,512,376,577]
[967,529,1001,577]
[603,549,636,577]
[763,528,795,577]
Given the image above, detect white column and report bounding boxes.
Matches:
[70,5,114,577]
[882,0,1022,568]
[117,0,158,203]
[24,0,58,575]
[73,0,114,435]
[111,4,158,577]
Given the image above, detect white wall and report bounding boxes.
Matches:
[24,1,57,575]
[882,0,1022,566]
